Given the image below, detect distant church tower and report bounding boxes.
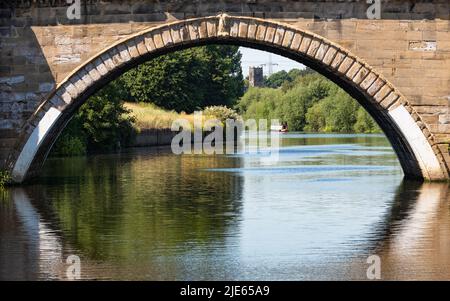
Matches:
[249,66,264,87]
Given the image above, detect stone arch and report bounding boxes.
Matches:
[7,14,448,183]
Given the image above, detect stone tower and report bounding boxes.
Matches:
[249,67,264,87]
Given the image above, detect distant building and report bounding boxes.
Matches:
[249,66,264,87]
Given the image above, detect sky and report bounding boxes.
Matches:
[239,47,305,78]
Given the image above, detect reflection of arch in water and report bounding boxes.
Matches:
[1,188,64,280]
[8,15,447,183]
[368,181,450,279]
[8,153,245,271]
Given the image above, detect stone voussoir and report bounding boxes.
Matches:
[379,91,400,109]
[273,26,286,45]
[238,20,249,40]
[373,84,393,103]
[306,39,321,57]
[264,25,277,44]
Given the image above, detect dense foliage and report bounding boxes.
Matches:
[53,48,380,158]
[0,170,10,189]
[52,46,244,156]
[51,83,136,156]
[121,45,245,112]
[264,67,315,89]
[237,70,381,133]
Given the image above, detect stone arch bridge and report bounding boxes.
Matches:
[0,0,450,183]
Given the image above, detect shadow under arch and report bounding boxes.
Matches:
[7,14,448,183]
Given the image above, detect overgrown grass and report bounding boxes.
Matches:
[124,102,223,131]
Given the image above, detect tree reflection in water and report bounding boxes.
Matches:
[1,136,450,280]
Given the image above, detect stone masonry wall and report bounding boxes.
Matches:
[0,0,449,174]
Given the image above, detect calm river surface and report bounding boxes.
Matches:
[1,133,450,280]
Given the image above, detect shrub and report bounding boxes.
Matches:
[203,106,240,124]
[51,135,86,157]
[51,86,136,156]
[0,170,11,189]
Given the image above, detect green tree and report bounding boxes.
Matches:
[78,94,135,152]
[52,83,136,155]
[305,91,359,133]
[264,68,316,89]
[354,107,381,133]
[122,45,244,112]
[264,70,290,88]
[53,45,245,156]
[236,87,283,121]
[238,69,381,133]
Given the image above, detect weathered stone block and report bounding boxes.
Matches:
[321,46,337,65]
[246,21,257,40]
[273,27,285,45]
[180,24,190,42]
[346,61,362,80]
[230,20,239,38]
[48,94,66,111]
[79,69,94,88]
[161,28,173,46]
[338,57,355,74]
[307,39,321,57]
[63,82,79,99]
[71,74,87,95]
[84,63,101,83]
[206,20,217,38]
[367,78,386,96]
[352,67,369,85]
[93,57,109,76]
[360,72,378,90]
[238,21,249,39]
[380,92,399,109]
[255,24,267,41]
[100,52,116,71]
[315,43,329,61]
[298,36,312,53]
[56,88,72,105]
[134,36,148,55]
[374,84,393,103]
[188,23,199,41]
[264,25,276,43]
[281,30,294,48]
[329,51,345,69]
[289,33,303,51]
[170,25,182,44]
[199,20,208,39]
[152,32,164,49]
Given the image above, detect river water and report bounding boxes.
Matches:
[1,133,450,280]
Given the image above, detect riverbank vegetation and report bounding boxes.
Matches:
[120,45,244,112]
[237,69,380,133]
[51,83,136,156]
[0,170,10,189]
[52,46,380,157]
[125,102,196,130]
[124,102,239,131]
[51,45,244,156]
